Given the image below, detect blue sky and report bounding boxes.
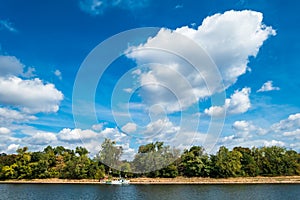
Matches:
[0,0,300,159]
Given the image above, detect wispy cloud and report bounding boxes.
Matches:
[0,19,17,32]
[257,80,280,92]
[174,4,183,9]
[79,0,150,15]
[54,69,62,80]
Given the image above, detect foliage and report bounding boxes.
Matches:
[0,140,299,180]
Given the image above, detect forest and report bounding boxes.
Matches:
[1,138,300,180]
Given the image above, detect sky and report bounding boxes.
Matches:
[0,0,300,160]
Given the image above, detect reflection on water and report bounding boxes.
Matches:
[0,184,299,200]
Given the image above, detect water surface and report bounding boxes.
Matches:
[0,184,299,200]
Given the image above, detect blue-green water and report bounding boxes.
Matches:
[0,184,299,200]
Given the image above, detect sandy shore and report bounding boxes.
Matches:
[1,176,300,184]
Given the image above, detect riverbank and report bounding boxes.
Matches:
[1,176,300,184]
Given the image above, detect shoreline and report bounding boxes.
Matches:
[1,176,300,185]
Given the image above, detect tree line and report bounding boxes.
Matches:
[1,139,299,180]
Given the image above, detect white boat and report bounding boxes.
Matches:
[106,178,130,185]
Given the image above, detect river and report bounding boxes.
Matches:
[0,184,299,200]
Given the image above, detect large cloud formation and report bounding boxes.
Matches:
[0,54,63,114]
[0,76,63,113]
[126,10,276,113]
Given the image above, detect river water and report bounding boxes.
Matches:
[0,184,299,200]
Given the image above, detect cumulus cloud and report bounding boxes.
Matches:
[233,120,266,137]
[57,126,127,145]
[257,81,280,92]
[126,10,275,113]
[92,123,106,131]
[121,122,137,133]
[79,0,149,15]
[0,19,17,32]
[0,127,10,134]
[264,140,285,147]
[217,120,264,147]
[27,132,57,145]
[7,144,20,153]
[218,113,300,150]
[0,55,35,78]
[0,55,24,77]
[23,67,36,78]
[204,87,251,117]
[0,76,63,113]
[57,128,98,143]
[143,118,179,137]
[133,118,187,149]
[0,107,37,124]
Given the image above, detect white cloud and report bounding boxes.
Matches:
[271,113,300,134]
[143,118,179,137]
[233,120,254,133]
[57,126,126,144]
[232,120,266,137]
[79,0,149,15]
[134,118,187,149]
[54,69,62,80]
[0,76,63,113]
[27,131,57,145]
[217,120,262,147]
[204,106,225,117]
[257,81,280,92]
[218,134,236,144]
[92,123,105,131]
[0,127,10,134]
[0,55,36,78]
[0,55,24,76]
[288,113,300,121]
[126,10,275,113]
[123,88,133,93]
[119,143,135,161]
[0,107,37,124]
[23,67,36,78]
[217,113,300,151]
[0,20,17,32]
[7,144,20,153]
[205,87,251,117]
[264,140,285,147]
[121,122,137,133]
[283,129,300,137]
[57,128,98,143]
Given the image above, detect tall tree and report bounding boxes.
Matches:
[179,146,210,177]
[97,139,123,172]
[211,146,242,178]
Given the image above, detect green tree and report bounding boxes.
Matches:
[133,142,179,177]
[179,146,210,177]
[97,139,123,172]
[233,147,259,176]
[255,146,287,176]
[211,146,242,178]
[282,150,300,175]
